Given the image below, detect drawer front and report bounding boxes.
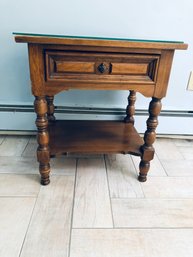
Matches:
[45,51,160,84]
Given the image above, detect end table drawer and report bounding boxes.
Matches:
[45,50,160,84]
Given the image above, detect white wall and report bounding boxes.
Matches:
[0,0,193,133]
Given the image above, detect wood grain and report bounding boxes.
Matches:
[111,63,148,74]
[139,97,162,182]
[15,34,188,50]
[56,61,95,73]
[15,34,187,184]
[49,120,143,155]
[154,50,174,98]
[73,158,113,228]
[45,82,155,98]
[46,51,159,86]
[28,44,45,96]
[34,96,50,185]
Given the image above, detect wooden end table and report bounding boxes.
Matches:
[14,33,188,185]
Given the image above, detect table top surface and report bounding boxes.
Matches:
[13,32,188,50]
[13,32,184,44]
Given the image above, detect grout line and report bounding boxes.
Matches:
[176,146,193,161]
[156,138,186,161]
[0,135,6,145]
[158,175,193,177]
[71,227,193,230]
[0,173,38,176]
[1,195,192,200]
[0,172,38,175]
[51,174,76,177]
[2,172,193,178]
[21,136,31,157]
[173,138,193,147]
[130,156,140,176]
[104,154,115,228]
[110,197,193,200]
[155,152,170,177]
[172,140,188,161]
[3,196,193,201]
[114,226,193,230]
[18,184,41,257]
[0,195,38,198]
[130,155,146,198]
[68,158,78,257]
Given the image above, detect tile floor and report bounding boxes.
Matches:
[0,135,193,257]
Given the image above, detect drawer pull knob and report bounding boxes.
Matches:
[97,63,107,73]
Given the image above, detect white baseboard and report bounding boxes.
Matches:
[0,105,192,136]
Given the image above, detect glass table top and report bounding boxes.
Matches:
[13,32,185,44]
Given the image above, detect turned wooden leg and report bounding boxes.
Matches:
[34,96,50,185]
[46,96,56,121]
[124,90,136,124]
[138,97,162,182]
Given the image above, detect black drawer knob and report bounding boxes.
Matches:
[97,63,107,73]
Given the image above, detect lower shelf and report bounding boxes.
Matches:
[48,120,144,156]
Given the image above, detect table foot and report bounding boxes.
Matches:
[39,163,50,186]
[138,160,149,182]
[138,175,147,182]
[41,177,50,186]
